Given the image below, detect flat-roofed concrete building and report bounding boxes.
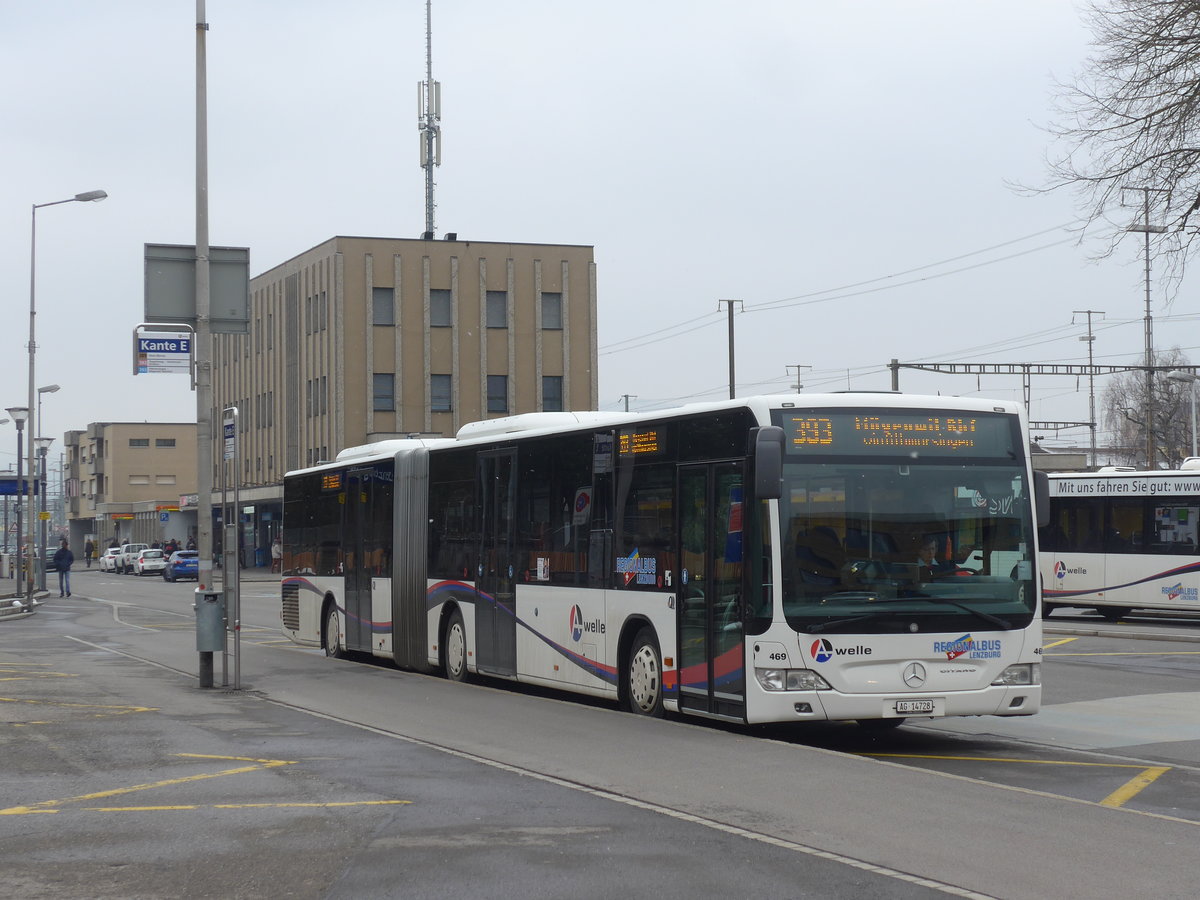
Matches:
[211,235,599,566]
[65,422,199,550]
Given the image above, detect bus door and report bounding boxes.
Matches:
[476,450,518,676]
[677,462,746,719]
[343,468,372,651]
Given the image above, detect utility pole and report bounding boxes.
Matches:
[195,0,216,688]
[1073,309,1104,469]
[620,394,637,412]
[1123,186,1167,468]
[786,365,812,393]
[718,299,741,399]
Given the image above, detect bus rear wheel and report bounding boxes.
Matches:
[625,627,664,717]
[324,603,344,658]
[442,609,469,682]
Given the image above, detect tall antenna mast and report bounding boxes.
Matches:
[418,0,441,238]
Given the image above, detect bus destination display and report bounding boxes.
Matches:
[618,428,665,457]
[776,411,1014,458]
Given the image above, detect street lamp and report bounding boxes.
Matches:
[27,192,106,601]
[6,407,29,599]
[35,436,54,592]
[0,419,9,557]
[1167,370,1199,459]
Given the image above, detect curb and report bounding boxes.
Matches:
[1043,623,1200,644]
[0,592,49,620]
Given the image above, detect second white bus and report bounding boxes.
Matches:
[1041,467,1200,619]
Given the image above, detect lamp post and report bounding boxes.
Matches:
[35,436,54,592]
[27,192,106,601]
[0,419,8,556]
[1167,370,1199,460]
[6,407,29,599]
[35,385,60,590]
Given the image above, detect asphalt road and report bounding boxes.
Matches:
[3,571,1199,899]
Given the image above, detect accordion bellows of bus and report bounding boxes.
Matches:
[281,393,1046,727]
[1040,466,1200,620]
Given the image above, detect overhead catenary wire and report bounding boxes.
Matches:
[598,222,1080,357]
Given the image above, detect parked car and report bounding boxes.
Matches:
[133,548,167,576]
[119,543,149,575]
[163,550,199,582]
[43,548,60,574]
[99,547,123,573]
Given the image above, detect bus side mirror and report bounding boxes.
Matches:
[753,426,784,500]
[1033,471,1050,528]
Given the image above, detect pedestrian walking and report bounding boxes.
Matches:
[84,539,94,568]
[53,539,74,598]
[271,537,282,573]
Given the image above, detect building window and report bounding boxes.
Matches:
[156,438,176,448]
[543,376,564,412]
[156,475,177,485]
[372,287,395,325]
[541,292,563,329]
[431,374,452,412]
[320,291,328,330]
[430,289,452,327]
[487,375,508,413]
[129,438,149,448]
[129,475,150,485]
[486,290,507,328]
[373,373,396,411]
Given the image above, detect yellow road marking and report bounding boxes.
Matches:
[1100,766,1171,808]
[0,754,296,816]
[1041,637,1077,650]
[869,753,1173,809]
[1045,651,1200,657]
[870,753,1149,768]
[84,801,412,812]
[1,696,156,722]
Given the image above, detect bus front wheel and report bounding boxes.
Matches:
[625,627,664,717]
[443,609,469,682]
[324,603,344,659]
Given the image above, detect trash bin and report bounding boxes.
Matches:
[255,547,267,568]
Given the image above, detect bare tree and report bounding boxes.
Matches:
[1048,1,1200,275]
[1102,347,1195,467]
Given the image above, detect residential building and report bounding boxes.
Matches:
[64,422,199,550]
[212,234,599,565]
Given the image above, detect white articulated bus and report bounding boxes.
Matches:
[281,393,1046,726]
[1040,467,1200,620]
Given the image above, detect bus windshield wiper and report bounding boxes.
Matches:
[807,612,890,634]
[903,593,1013,630]
[806,596,1012,633]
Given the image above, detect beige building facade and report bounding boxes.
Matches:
[210,235,599,565]
[65,422,199,550]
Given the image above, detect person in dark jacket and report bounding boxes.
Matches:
[53,540,75,598]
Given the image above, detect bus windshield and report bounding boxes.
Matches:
[779,461,1037,634]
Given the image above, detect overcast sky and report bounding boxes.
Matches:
[4,0,1196,474]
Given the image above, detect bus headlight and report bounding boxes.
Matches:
[755,668,832,691]
[991,663,1040,686]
